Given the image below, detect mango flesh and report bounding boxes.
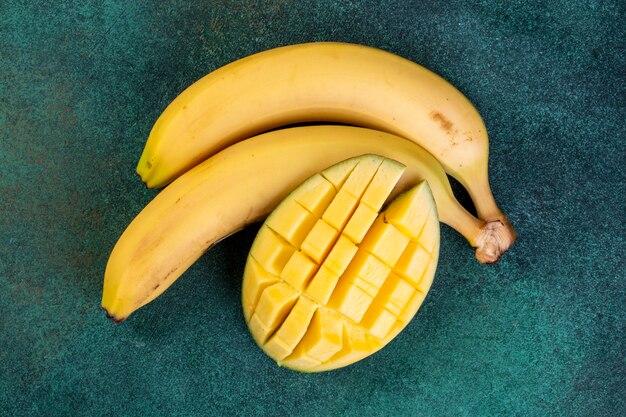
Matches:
[242,155,440,372]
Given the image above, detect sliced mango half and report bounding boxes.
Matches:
[242,155,440,372]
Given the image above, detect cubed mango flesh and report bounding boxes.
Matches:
[320,157,358,189]
[249,226,295,275]
[359,215,410,267]
[300,219,338,264]
[264,296,318,360]
[280,250,318,290]
[266,199,317,247]
[241,155,440,372]
[248,282,299,344]
[282,307,343,364]
[305,265,341,305]
[360,159,405,210]
[322,189,359,230]
[340,155,383,198]
[291,174,337,218]
[242,257,280,322]
[343,202,379,244]
[383,181,434,239]
[323,235,358,276]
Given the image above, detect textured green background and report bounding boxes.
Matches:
[1,1,624,416]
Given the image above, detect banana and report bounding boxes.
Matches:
[137,42,514,240]
[104,126,513,322]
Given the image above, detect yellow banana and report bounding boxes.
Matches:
[137,42,514,239]
[104,126,513,322]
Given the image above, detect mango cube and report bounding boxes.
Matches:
[300,219,338,264]
[279,347,321,369]
[343,202,378,244]
[399,290,427,323]
[242,257,280,322]
[394,241,431,288]
[361,158,406,210]
[284,307,343,363]
[341,155,383,198]
[249,282,299,343]
[343,250,390,288]
[314,323,380,371]
[322,189,359,230]
[305,266,341,305]
[360,306,398,340]
[329,278,374,323]
[320,158,358,189]
[418,215,440,254]
[280,250,318,290]
[323,235,358,276]
[372,273,416,317]
[249,226,295,275]
[291,174,336,217]
[353,277,380,299]
[266,199,317,247]
[383,182,434,239]
[359,215,410,267]
[264,296,318,360]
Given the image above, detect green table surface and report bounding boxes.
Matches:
[1,1,624,416]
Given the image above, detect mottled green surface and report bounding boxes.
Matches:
[1,0,624,416]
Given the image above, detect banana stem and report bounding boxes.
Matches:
[438,191,514,264]
[464,177,505,223]
[455,169,516,262]
[473,220,516,263]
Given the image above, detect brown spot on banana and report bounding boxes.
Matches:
[429,111,454,134]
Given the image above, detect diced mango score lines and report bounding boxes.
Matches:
[242,155,440,372]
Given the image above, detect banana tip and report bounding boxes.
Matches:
[135,170,161,189]
[136,171,148,187]
[103,307,126,324]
